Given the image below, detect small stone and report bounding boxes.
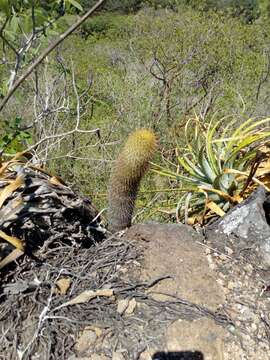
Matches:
[206,255,216,269]
[125,298,137,314]
[91,355,110,360]
[225,246,233,255]
[55,277,71,295]
[216,278,224,286]
[139,348,156,360]
[117,299,129,315]
[227,281,235,290]
[219,253,228,261]
[112,351,125,360]
[75,328,97,354]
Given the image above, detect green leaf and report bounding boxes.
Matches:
[67,0,83,11]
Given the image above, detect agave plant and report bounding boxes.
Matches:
[152,114,270,221]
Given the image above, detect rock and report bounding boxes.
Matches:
[208,187,270,267]
[91,355,110,360]
[75,327,97,354]
[125,298,137,314]
[112,351,125,360]
[55,277,71,295]
[125,224,225,309]
[139,349,155,360]
[117,299,129,315]
[165,318,226,360]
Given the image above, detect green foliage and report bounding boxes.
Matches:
[0,0,83,42]
[81,0,143,13]
[80,12,134,38]
[186,0,260,22]
[0,117,32,154]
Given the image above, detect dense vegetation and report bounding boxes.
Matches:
[1,0,270,224]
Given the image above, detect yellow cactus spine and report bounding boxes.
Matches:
[108,129,157,232]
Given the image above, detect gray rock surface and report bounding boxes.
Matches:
[207,186,270,267]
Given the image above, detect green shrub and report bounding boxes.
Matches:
[81,13,133,38]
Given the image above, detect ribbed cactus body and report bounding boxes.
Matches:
[108,129,157,232]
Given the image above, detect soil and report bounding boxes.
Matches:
[1,223,270,359]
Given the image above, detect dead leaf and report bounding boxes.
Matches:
[55,277,71,295]
[55,288,114,310]
[0,175,24,208]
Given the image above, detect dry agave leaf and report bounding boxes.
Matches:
[0,175,24,208]
[55,288,114,310]
[0,249,24,270]
[199,185,237,204]
[256,155,270,177]
[206,201,225,217]
[225,168,270,193]
[187,216,196,225]
[0,230,25,251]
[49,176,66,186]
[0,151,28,176]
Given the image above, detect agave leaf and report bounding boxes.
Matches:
[227,117,270,151]
[240,117,270,136]
[178,155,207,180]
[151,167,199,186]
[198,147,216,182]
[0,249,24,270]
[151,168,179,179]
[199,185,238,203]
[205,119,220,175]
[225,168,270,192]
[227,133,269,163]
[212,172,234,193]
[227,117,256,150]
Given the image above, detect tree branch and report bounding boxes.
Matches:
[0,0,106,113]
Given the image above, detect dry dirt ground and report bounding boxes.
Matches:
[1,223,270,359]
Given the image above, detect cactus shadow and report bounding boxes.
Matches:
[152,351,204,360]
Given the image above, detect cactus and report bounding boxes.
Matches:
[108,129,157,232]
